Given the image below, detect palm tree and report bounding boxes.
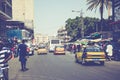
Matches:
[86,0,111,31]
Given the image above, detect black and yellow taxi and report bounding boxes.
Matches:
[75,45,106,65]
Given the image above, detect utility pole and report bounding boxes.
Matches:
[80,10,84,38]
[72,10,84,38]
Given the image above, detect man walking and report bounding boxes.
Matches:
[0,40,12,80]
[106,42,113,61]
[17,40,29,71]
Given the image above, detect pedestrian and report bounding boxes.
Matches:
[0,40,12,80]
[77,44,81,52]
[17,40,29,71]
[106,42,113,61]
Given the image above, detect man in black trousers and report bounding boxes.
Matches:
[17,40,29,71]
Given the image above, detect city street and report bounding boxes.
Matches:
[9,51,120,80]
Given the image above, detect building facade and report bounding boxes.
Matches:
[112,0,120,22]
[0,0,12,38]
[12,0,34,30]
[57,27,70,43]
[12,0,34,40]
[34,33,49,45]
[111,0,120,41]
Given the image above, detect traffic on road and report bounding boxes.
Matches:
[9,50,120,80]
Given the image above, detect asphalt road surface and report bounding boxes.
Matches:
[9,51,120,80]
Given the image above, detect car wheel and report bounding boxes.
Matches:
[100,61,104,65]
[75,55,78,63]
[114,54,119,61]
[32,51,34,55]
[75,58,79,63]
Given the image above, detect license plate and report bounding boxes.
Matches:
[93,59,99,61]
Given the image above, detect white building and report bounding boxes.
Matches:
[57,27,71,43]
[34,33,49,45]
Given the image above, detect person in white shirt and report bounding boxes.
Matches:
[106,42,113,61]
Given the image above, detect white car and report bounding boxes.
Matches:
[26,42,34,55]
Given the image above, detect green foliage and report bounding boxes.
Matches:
[65,17,100,41]
[87,0,112,31]
[86,0,111,19]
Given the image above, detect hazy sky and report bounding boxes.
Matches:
[34,0,108,36]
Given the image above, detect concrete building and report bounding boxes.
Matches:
[57,27,71,43]
[11,0,34,40]
[34,33,49,45]
[0,0,12,38]
[12,0,34,30]
[110,0,120,41]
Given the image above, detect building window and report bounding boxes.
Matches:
[2,2,6,13]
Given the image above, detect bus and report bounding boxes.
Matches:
[49,39,61,52]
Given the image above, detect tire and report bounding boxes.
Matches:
[75,58,79,63]
[75,55,78,63]
[100,61,104,65]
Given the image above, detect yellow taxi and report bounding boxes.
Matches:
[54,45,65,55]
[75,45,106,65]
[37,46,48,55]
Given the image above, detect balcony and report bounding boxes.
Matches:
[0,0,12,20]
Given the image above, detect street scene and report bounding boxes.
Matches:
[9,52,120,80]
[0,0,120,80]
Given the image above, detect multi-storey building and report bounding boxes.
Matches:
[110,0,120,41]
[12,0,34,40]
[34,33,49,45]
[0,0,12,38]
[57,27,71,43]
[12,0,34,30]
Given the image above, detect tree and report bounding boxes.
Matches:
[65,17,99,41]
[87,0,111,31]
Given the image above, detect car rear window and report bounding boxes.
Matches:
[39,46,46,49]
[86,47,102,52]
[56,46,64,48]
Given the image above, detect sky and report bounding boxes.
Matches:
[34,0,109,36]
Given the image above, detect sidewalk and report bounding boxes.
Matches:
[9,57,32,80]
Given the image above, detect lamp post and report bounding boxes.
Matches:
[72,10,84,38]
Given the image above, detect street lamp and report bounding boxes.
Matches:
[72,10,84,38]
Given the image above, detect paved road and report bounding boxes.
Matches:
[9,51,120,80]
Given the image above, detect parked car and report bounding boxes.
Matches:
[54,45,65,55]
[27,46,34,55]
[26,42,34,55]
[75,45,106,65]
[37,46,48,55]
